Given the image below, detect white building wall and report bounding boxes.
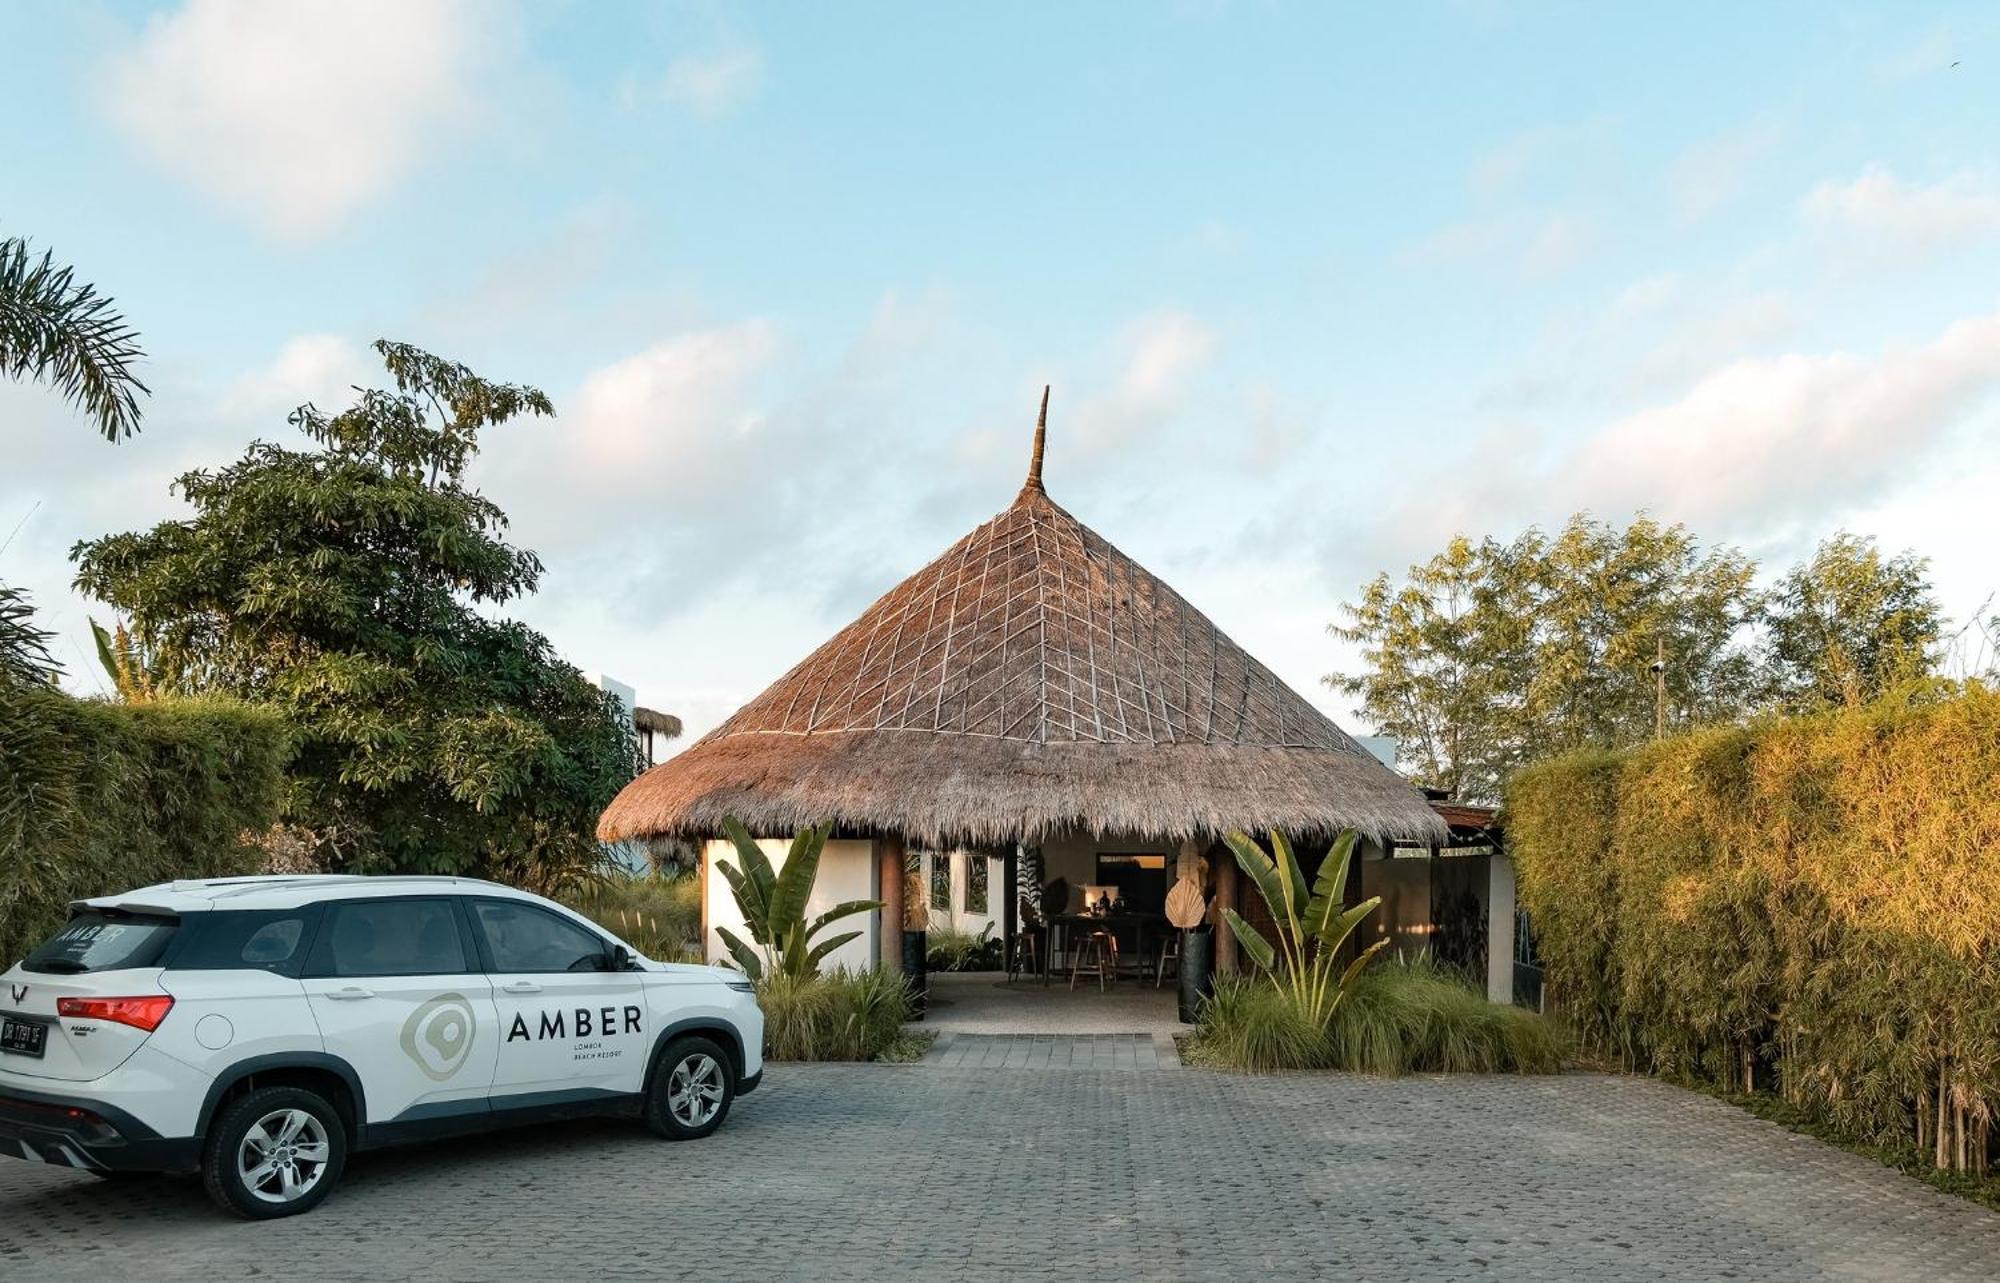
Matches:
[702,837,880,975]
[915,850,1005,940]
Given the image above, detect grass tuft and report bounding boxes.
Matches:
[1189,957,1568,1075]
[756,967,917,1062]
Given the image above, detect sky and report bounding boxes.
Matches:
[4,1,1998,747]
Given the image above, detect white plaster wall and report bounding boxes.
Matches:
[703,837,880,974]
[916,851,1005,940]
[1487,852,1517,1006]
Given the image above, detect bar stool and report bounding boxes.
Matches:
[1007,918,1042,980]
[1069,928,1119,992]
[1153,932,1181,988]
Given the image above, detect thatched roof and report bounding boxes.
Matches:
[633,706,682,738]
[599,395,1445,848]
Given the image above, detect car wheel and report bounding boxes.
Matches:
[201,1085,347,1219]
[644,1035,734,1140]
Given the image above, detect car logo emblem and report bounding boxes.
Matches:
[7,984,24,1003]
[400,992,476,1081]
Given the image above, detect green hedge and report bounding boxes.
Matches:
[1505,687,2000,1174]
[0,681,290,966]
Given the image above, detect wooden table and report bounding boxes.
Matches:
[1045,911,1165,985]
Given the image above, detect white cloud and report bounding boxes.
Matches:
[1669,122,1784,223]
[563,321,779,488]
[102,0,493,242]
[1560,306,2000,532]
[633,45,765,117]
[1071,310,1217,456]
[218,335,372,420]
[1801,166,2000,256]
[1408,211,1597,281]
[1466,117,1614,197]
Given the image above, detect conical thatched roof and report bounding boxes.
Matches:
[599,396,1445,847]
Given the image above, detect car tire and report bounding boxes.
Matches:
[201,1085,347,1220]
[644,1035,734,1140]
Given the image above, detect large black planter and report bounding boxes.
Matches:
[1177,926,1214,1024]
[901,929,928,1018]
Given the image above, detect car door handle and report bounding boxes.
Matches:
[502,981,542,995]
[326,986,374,1000]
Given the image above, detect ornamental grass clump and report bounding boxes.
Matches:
[756,967,915,1062]
[570,869,703,962]
[1190,958,1568,1075]
[1192,974,1336,1072]
[1331,958,1568,1076]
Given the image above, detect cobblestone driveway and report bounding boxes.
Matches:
[2,1048,1995,1281]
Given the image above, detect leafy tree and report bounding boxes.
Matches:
[1762,533,1942,710]
[1329,536,1524,800]
[1332,514,1761,802]
[1,235,147,441]
[73,340,640,884]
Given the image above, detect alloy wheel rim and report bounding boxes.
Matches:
[237,1107,330,1203]
[668,1053,724,1126]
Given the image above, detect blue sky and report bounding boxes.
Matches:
[5,1,1998,741]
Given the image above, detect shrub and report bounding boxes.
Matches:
[1333,958,1568,1075]
[0,682,289,966]
[756,967,915,1062]
[713,819,881,980]
[1506,686,2000,1173]
[1189,974,1335,1071]
[1189,958,1567,1075]
[1218,828,1383,1028]
[925,915,998,971]
[568,869,703,962]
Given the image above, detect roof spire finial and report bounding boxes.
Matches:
[1025,385,1050,493]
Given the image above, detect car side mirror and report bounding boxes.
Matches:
[610,944,633,972]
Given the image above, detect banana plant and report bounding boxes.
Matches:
[1220,828,1388,1028]
[713,818,883,980]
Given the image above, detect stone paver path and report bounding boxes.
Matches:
[2,1065,1996,1281]
[919,970,1184,1034]
[923,1032,1175,1068]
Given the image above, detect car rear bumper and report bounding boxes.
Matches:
[0,1084,199,1172]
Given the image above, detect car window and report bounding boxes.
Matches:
[22,910,178,974]
[472,900,609,973]
[171,909,317,975]
[307,899,468,978]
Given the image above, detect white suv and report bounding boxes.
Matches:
[0,875,763,1218]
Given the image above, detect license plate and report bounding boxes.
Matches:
[1,1016,47,1058]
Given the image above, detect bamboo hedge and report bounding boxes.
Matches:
[1506,687,2000,1174]
[0,679,290,966]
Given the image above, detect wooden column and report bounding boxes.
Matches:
[878,834,906,975]
[698,837,712,964]
[1213,845,1238,974]
[1002,845,1018,962]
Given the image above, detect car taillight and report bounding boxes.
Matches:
[57,995,175,1032]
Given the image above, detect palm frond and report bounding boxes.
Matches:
[0,580,58,683]
[0,236,148,441]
